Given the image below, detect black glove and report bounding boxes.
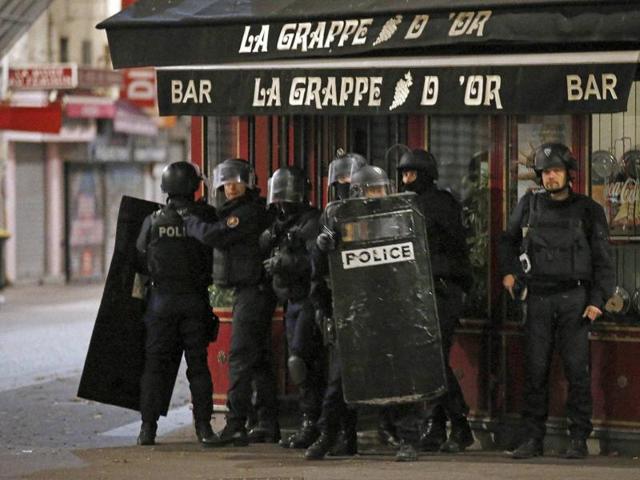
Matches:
[316,231,337,252]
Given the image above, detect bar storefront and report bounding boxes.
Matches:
[99,0,640,453]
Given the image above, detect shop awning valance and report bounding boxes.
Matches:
[98,0,640,68]
[156,51,639,116]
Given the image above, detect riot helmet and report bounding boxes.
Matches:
[533,143,577,194]
[212,158,255,190]
[533,143,577,174]
[397,148,439,181]
[267,166,309,205]
[350,165,393,198]
[160,161,202,197]
[327,149,367,201]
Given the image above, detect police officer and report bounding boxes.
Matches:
[304,151,366,460]
[499,143,615,459]
[184,158,278,446]
[260,166,324,449]
[396,149,475,456]
[135,161,224,447]
[307,163,398,461]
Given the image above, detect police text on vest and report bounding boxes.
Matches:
[158,226,186,237]
[341,242,415,270]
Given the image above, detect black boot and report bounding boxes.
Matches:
[328,428,358,456]
[564,438,588,459]
[247,420,281,443]
[395,441,418,462]
[510,438,544,459]
[195,421,232,447]
[137,421,157,446]
[419,415,447,452]
[440,416,474,453]
[279,414,319,449]
[305,431,337,460]
[218,423,249,447]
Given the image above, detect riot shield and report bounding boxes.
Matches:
[78,196,180,414]
[327,193,446,405]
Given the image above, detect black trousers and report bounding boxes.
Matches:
[429,281,469,420]
[317,346,357,434]
[226,284,278,429]
[140,290,212,423]
[285,298,325,419]
[523,285,592,440]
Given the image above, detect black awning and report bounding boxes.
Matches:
[99,0,640,68]
[156,51,639,116]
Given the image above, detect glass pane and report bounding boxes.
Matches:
[507,115,573,211]
[430,116,491,318]
[591,81,640,321]
[206,116,239,205]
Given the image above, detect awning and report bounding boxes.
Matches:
[0,102,61,133]
[98,0,640,68]
[157,51,640,116]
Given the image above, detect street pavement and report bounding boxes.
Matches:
[0,283,639,480]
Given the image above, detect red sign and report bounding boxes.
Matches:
[120,68,157,110]
[9,66,76,90]
[0,103,62,133]
[65,96,116,119]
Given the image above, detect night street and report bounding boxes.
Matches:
[0,284,639,480]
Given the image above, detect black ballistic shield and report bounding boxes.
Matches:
[328,193,446,405]
[78,196,180,414]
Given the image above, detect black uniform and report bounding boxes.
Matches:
[185,190,277,434]
[263,205,325,436]
[308,206,358,449]
[415,183,473,419]
[499,190,615,443]
[136,198,217,425]
[381,180,473,452]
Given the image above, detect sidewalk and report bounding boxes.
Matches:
[1,282,104,310]
[21,420,640,480]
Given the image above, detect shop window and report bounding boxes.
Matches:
[430,116,491,319]
[591,81,640,321]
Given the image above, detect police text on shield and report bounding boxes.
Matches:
[341,242,415,270]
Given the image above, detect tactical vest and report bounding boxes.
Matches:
[148,205,205,292]
[524,194,593,282]
[270,208,318,302]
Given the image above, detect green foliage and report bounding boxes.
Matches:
[462,168,490,318]
[208,284,234,308]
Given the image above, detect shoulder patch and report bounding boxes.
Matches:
[226,215,240,228]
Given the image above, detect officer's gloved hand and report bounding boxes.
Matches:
[259,228,276,253]
[263,256,280,276]
[316,230,337,252]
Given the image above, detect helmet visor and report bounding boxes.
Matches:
[328,156,366,185]
[267,170,305,205]
[349,180,394,199]
[212,161,254,189]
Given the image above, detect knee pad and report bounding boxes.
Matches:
[287,355,308,386]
